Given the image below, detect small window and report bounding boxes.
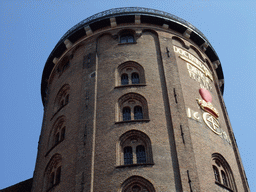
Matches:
[136,145,146,164]
[124,146,133,165]
[55,133,60,146]
[118,93,149,122]
[44,154,62,190]
[49,116,67,151]
[131,72,140,84]
[54,84,70,113]
[121,74,129,85]
[212,153,237,191]
[134,106,143,120]
[56,166,61,185]
[120,35,134,43]
[213,165,220,183]
[117,61,145,87]
[50,172,55,188]
[119,130,153,166]
[60,127,65,141]
[221,170,228,187]
[123,107,131,121]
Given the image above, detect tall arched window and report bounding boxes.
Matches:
[121,176,156,192]
[136,145,146,164]
[117,61,145,87]
[212,153,237,191]
[131,72,140,84]
[124,146,133,165]
[121,74,129,85]
[44,154,62,191]
[48,116,66,154]
[54,84,70,113]
[123,107,131,121]
[134,106,143,120]
[118,93,149,122]
[119,130,153,166]
[213,165,220,183]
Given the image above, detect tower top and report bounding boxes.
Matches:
[41,7,224,106]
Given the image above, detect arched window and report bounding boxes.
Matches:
[118,93,149,122]
[212,153,237,191]
[124,146,133,165]
[121,176,156,192]
[117,61,145,87]
[44,154,62,191]
[213,165,220,183]
[131,72,140,84]
[54,84,70,113]
[121,74,129,85]
[134,106,143,120]
[136,145,146,164]
[123,107,131,121]
[48,116,66,153]
[119,130,153,166]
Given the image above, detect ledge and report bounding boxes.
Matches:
[115,119,150,124]
[45,140,64,157]
[215,181,234,192]
[115,84,146,89]
[116,163,154,168]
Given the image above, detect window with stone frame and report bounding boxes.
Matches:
[121,176,156,192]
[44,154,62,191]
[119,130,153,166]
[117,61,145,87]
[118,93,148,122]
[54,84,70,113]
[212,153,237,191]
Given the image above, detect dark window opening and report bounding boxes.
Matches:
[134,106,143,120]
[213,165,220,183]
[221,170,228,187]
[56,167,61,185]
[124,146,133,165]
[50,172,54,188]
[121,74,129,85]
[120,35,134,43]
[60,127,65,141]
[123,107,131,121]
[131,72,140,84]
[55,133,60,146]
[136,145,146,164]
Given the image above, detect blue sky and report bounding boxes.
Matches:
[0,0,255,190]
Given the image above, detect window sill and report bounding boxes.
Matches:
[50,104,67,121]
[115,84,146,89]
[115,119,150,124]
[215,181,234,192]
[45,140,64,157]
[116,163,154,168]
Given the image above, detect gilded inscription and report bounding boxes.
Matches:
[173,46,213,90]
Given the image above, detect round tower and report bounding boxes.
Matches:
[32,7,249,192]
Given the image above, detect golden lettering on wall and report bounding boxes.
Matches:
[187,63,212,90]
[173,46,213,90]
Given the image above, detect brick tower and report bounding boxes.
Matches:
[32,8,249,192]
